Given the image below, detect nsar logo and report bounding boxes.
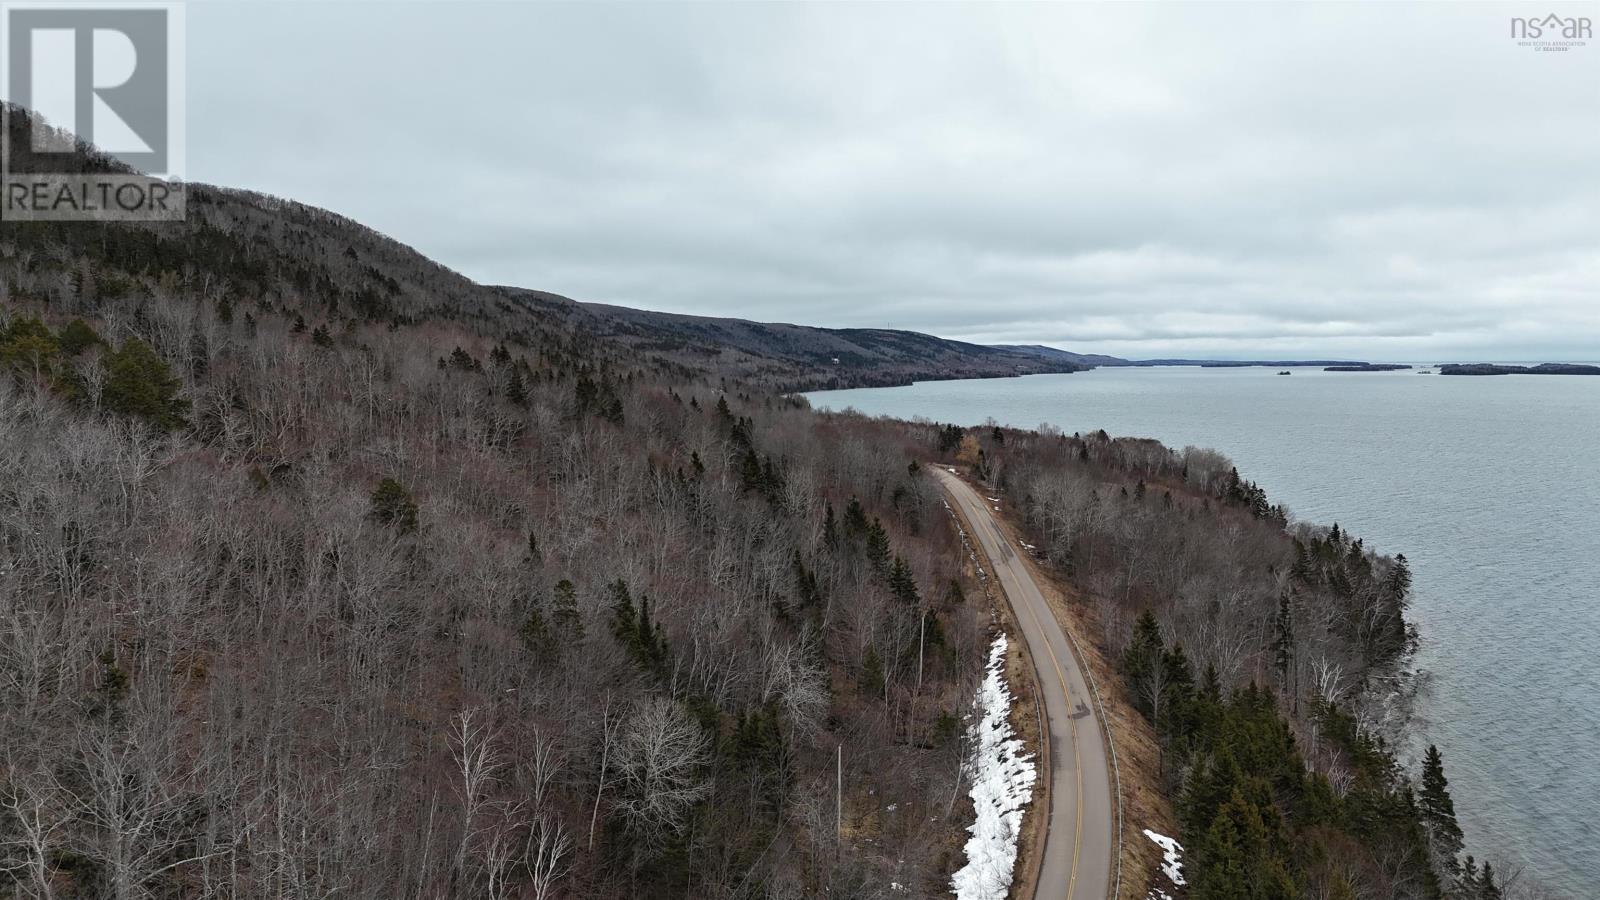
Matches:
[1510,13,1592,52]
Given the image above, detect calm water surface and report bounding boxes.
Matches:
[809,367,1600,894]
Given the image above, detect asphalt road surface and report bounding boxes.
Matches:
[936,467,1115,900]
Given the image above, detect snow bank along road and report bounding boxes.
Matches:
[935,468,1116,900]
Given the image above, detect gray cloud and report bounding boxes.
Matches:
[187,1,1600,361]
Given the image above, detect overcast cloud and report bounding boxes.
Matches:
[187,1,1600,361]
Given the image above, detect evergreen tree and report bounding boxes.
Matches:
[1160,643,1196,739]
[1272,593,1296,708]
[822,502,839,550]
[860,645,885,697]
[552,579,583,643]
[943,579,967,609]
[1181,746,1243,837]
[1289,539,1313,584]
[102,338,187,430]
[1297,770,1341,828]
[609,579,638,646]
[792,551,821,609]
[602,392,624,425]
[1478,862,1502,900]
[1123,611,1165,718]
[1192,790,1255,900]
[1200,663,1222,704]
[843,497,868,537]
[506,367,528,407]
[608,579,666,671]
[887,556,920,605]
[0,316,60,372]
[937,423,963,454]
[58,318,102,355]
[740,448,763,493]
[638,594,656,655]
[369,478,419,534]
[864,517,891,575]
[1384,553,1413,605]
[761,455,782,498]
[727,703,787,777]
[1419,744,1464,875]
[1194,787,1299,900]
[520,594,554,662]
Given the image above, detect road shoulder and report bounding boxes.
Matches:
[940,476,1052,900]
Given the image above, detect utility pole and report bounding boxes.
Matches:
[916,612,926,694]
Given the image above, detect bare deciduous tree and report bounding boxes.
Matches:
[448,706,504,888]
[611,697,711,854]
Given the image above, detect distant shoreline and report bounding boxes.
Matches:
[1324,363,1413,372]
[1437,363,1600,376]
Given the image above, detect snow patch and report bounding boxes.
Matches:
[950,635,1037,900]
[1143,828,1186,887]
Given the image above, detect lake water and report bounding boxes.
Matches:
[808,366,1600,895]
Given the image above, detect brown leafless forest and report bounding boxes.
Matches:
[0,109,1522,900]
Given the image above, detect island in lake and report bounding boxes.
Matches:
[1439,363,1600,376]
[1325,364,1413,372]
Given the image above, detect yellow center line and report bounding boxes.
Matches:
[952,480,1085,900]
[1011,565,1084,899]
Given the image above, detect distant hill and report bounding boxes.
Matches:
[560,300,1090,390]
[996,345,1373,369]
[990,344,1130,367]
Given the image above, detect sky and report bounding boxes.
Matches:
[185,1,1600,361]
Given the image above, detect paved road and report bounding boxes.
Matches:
[936,468,1115,900]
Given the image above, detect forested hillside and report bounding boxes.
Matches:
[1,106,1510,900]
[0,187,1006,896]
[571,302,1085,390]
[972,428,1514,899]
